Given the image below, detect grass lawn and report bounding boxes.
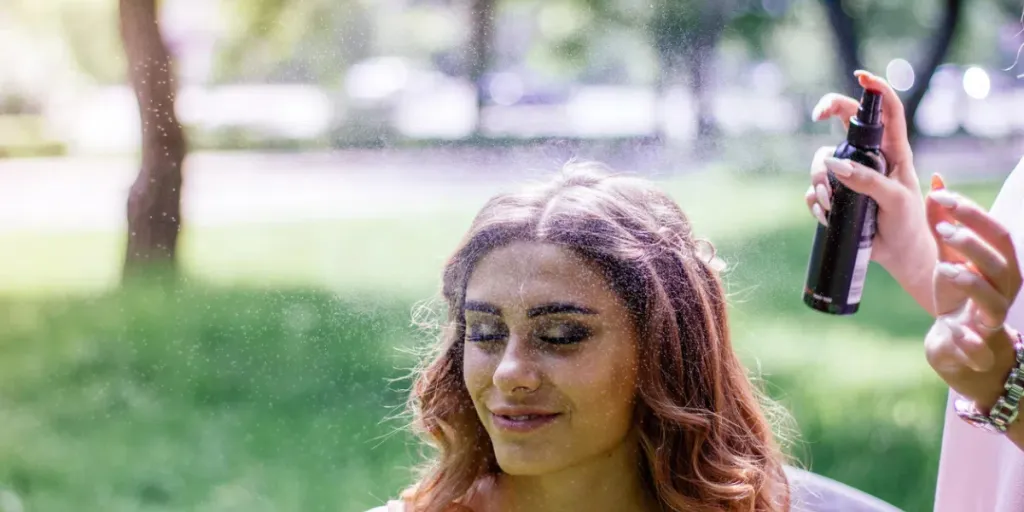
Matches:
[0,169,1005,511]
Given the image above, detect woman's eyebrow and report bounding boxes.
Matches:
[464,301,501,315]
[527,302,598,317]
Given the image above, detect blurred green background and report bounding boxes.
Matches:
[4,0,1024,511]
[0,171,1004,511]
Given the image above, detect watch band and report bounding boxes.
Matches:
[954,330,1024,434]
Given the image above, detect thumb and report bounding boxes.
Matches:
[934,261,971,317]
[823,157,902,210]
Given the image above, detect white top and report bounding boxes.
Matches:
[933,156,1024,512]
[365,501,404,512]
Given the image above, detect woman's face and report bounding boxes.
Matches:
[462,241,641,476]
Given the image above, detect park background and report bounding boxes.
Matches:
[3,0,1024,510]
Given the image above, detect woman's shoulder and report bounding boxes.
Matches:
[363,499,475,512]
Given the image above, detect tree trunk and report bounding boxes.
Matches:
[119,0,187,281]
[468,0,496,132]
[903,0,964,140]
[651,1,726,154]
[683,8,727,157]
[820,0,964,140]
[821,0,862,98]
[684,29,723,144]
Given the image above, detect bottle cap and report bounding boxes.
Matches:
[848,88,884,148]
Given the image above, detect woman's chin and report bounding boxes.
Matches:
[493,447,564,476]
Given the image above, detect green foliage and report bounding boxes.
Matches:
[212,0,372,85]
[0,171,1007,511]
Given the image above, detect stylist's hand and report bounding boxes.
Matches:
[923,181,1022,407]
[805,70,938,313]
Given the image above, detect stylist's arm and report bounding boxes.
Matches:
[924,183,1024,450]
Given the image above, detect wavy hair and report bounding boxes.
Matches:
[400,161,792,512]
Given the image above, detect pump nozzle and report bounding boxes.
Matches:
[857,89,882,126]
[847,88,884,148]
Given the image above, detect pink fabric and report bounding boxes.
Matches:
[933,158,1024,512]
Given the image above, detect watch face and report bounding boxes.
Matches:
[955,399,1008,434]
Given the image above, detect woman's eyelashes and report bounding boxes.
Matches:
[465,319,506,342]
[464,318,592,345]
[537,322,591,344]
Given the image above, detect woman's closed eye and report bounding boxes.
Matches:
[537,323,591,345]
[466,320,506,342]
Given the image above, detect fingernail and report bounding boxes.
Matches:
[937,262,960,278]
[930,190,958,209]
[824,157,855,178]
[936,221,957,239]
[815,183,831,211]
[811,99,828,121]
[812,203,828,227]
[941,317,968,343]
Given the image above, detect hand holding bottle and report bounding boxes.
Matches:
[804,70,939,315]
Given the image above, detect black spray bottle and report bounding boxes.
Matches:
[803,88,887,315]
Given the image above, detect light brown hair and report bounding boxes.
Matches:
[401,161,791,511]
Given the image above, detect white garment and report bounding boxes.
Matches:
[933,157,1024,512]
[364,500,404,512]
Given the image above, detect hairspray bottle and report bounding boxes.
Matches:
[803,88,887,315]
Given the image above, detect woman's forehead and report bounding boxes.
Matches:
[465,242,616,307]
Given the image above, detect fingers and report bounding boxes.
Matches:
[811,93,859,130]
[822,157,903,209]
[942,316,996,372]
[936,262,1011,329]
[808,146,835,226]
[810,145,835,187]
[927,173,961,263]
[929,188,1023,299]
[935,221,1010,293]
[805,185,829,226]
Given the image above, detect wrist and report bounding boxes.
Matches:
[976,327,1021,412]
[882,237,938,316]
[954,328,1024,439]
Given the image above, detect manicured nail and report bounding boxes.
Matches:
[811,98,828,121]
[930,190,958,209]
[941,316,963,335]
[936,221,957,239]
[936,262,961,279]
[815,184,831,211]
[824,157,855,178]
[812,203,828,227]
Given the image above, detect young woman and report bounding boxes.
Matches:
[378,162,792,511]
[369,162,904,511]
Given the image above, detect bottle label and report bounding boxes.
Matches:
[848,243,872,304]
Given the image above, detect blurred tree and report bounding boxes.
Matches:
[650,0,728,144]
[119,0,187,279]
[1,0,124,84]
[649,0,781,150]
[467,0,496,133]
[821,0,964,139]
[213,0,370,85]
